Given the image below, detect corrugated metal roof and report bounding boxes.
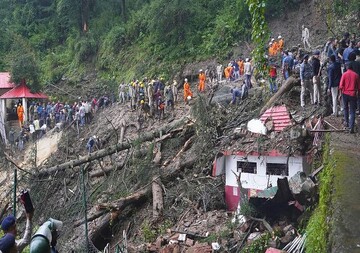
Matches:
[0,81,48,99]
[260,105,292,132]
[0,72,16,89]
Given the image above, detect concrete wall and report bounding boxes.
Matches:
[224,155,305,190]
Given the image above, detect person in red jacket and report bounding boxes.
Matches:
[339,63,360,133]
[269,63,278,93]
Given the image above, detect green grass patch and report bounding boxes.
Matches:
[305,134,333,253]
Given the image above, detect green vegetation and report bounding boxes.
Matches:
[245,0,269,77]
[140,219,172,243]
[0,0,357,91]
[241,233,271,253]
[305,134,332,253]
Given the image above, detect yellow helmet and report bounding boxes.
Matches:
[140,100,145,104]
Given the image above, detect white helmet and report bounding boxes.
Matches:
[278,35,282,39]
[184,78,188,82]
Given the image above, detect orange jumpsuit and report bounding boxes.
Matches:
[239,61,244,75]
[278,39,284,52]
[224,66,232,80]
[184,82,193,102]
[272,41,279,54]
[17,105,24,127]
[198,73,206,92]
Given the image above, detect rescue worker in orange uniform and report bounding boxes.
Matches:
[272,38,279,55]
[278,35,284,52]
[268,42,274,56]
[239,59,244,76]
[198,69,206,92]
[183,78,193,104]
[17,102,24,127]
[224,64,233,81]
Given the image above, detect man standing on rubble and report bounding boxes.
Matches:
[327,55,342,116]
[339,63,360,133]
[312,50,322,106]
[300,54,314,108]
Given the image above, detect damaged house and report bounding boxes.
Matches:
[213,105,313,211]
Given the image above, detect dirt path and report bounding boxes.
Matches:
[23,130,63,167]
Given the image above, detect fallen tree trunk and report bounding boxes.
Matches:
[260,76,300,115]
[85,153,197,238]
[152,176,164,219]
[38,118,190,177]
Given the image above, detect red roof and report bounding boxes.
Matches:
[260,105,292,132]
[0,72,16,89]
[0,81,48,99]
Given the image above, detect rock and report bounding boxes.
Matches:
[280,231,295,245]
[185,238,194,246]
[211,242,221,251]
[178,234,186,242]
[268,239,278,248]
[160,244,181,253]
[265,248,286,253]
[183,221,191,227]
[247,232,262,244]
[187,242,212,253]
[156,236,165,248]
[283,224,294,234]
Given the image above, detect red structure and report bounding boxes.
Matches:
[0,80,47,99]
[0,72,16,96]
[260,105,292,132]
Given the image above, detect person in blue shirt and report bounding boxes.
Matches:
[343,41,355,64]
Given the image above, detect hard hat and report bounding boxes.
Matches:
[245,58,249,62]
[187,96,192,101]
[199,69,203,72]
[271,38,275,42]
[140,100,144,104]
[269,42,272,45]
[93,135,97,139]
[184,78,188,82]
[278,35,282,39]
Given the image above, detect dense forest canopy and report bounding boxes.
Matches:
[0,0,358,91]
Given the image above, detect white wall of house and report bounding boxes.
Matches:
[215,154,308,190]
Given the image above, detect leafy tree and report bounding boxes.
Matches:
[245,0,269,77]
[10,53,41,92]
[8,35,41,91]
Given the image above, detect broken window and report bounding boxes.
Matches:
[266,163,288,176]
[237,161,257,174]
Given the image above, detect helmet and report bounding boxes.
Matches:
[140,100,145,104]
[187,96,192,101]
[184,78,188,82]
[278,35,282,39]
[199,69,203,72]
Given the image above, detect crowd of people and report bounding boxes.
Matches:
[8,31,360,154]
[267,32,360,133]
[9,96,113,151]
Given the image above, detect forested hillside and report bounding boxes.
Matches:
[1,0,359,92]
